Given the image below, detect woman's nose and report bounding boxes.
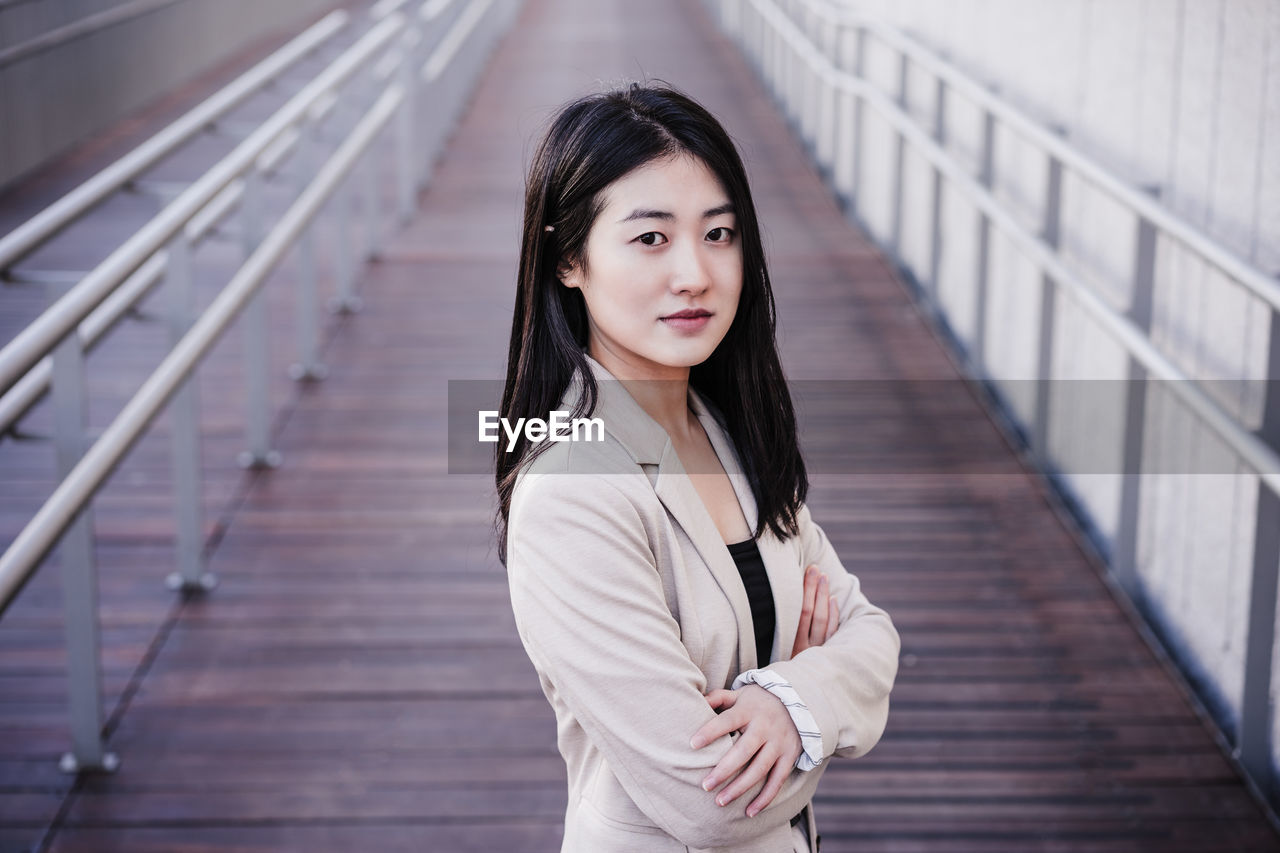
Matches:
[670,243,711,294]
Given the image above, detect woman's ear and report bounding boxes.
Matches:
[557,258,581,290]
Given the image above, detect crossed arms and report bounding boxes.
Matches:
[506,473,900,849]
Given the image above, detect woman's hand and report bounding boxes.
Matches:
[791,564,840,657]
[690,685,802,818]
[688,566,840,817]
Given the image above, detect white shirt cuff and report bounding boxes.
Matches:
[731,667,824,771]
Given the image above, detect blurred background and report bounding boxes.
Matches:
[0,0,1278,850]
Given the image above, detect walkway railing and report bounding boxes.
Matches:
[708,0,1280,807]
[0,0,519,775]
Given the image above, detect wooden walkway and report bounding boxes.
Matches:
[2,0,1279,850]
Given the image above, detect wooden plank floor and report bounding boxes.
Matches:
[3,0,1280,850]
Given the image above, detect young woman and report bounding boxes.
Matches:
[495,81,900,853]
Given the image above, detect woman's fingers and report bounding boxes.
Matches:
[698,685,800,810]
[791,565,820,656]
[710,741,778,811]
[701,726,763,796]
[691,690,740,748]
[704,688,737,712]
[794,567,842,654]
[746,747,796,817]
[801,566,818,622]
[808,574,829,645]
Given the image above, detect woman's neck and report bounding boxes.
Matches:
[587,343,698,444]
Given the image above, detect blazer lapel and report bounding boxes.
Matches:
[562,355,796,675]
[688,387,802,667]
[650,441,758,676]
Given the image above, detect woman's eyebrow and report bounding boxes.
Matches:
[617,202,735,223]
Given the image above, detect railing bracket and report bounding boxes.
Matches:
[289,362,329,382]
[328,294,364,314]
[123,306,159,323]
[165,571,218,594]
[59,750,119,775]
[237,449,284,469]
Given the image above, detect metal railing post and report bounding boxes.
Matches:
[814,11,839,178]
[831,23,856,205]
[765,8,777,97]
[416,9,439,192]
[850,25,867,219]
[775,16,784,99]
[290,120,329,383]
[769,6,779,96]
[925,76,947,305]
[889,50,910,258]
[163,233,216,593]
[799,16,816,152]
[237,169,282,468]
[362,84,383,261]
[789,14,802,121]
[722,0,739,35]
[970,107,996,376]
[754,4,764,79]
[396,26,419,224]
[453,9,469,113]
[427,17,454,159]
[1238,314,1280,800]
[1112,194,1159,603]
[329,170,363,314]
[1031,151,1064,461]
[49,280,117,774]
[810,21,824,154]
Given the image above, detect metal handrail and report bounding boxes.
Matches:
[0,10,347,274]
[0,0,520,774]
[0,82,405,620]
[423,0,491,80]
[718,0,1280,810]
[0,8,433,439]
[730,0,1280,488]
[744,0,1277,464]
[372,0,459,25]
[0,0,443,403]
[0,9,405,608]
[0,15,400,396]
[795,0,1280,315]
[0,0,186,70]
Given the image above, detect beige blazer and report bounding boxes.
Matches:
[506,354,900,853]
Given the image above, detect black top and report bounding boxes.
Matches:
[725,537,776,667]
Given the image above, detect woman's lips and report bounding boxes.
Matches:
[660,313,712,332]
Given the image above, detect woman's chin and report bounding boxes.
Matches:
[652,333,730,367]
[589,335,726,374]
[650,346,720,370]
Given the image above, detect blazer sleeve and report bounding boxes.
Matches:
[506,472,826,850]
[762,502,901,761]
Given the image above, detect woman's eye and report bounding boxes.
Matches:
[637,232,667,246]
[707,227,734,242]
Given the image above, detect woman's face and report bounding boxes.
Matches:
[558,153,743,381]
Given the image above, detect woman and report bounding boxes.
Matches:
[495,81,900,853]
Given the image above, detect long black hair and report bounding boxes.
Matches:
[495,80,807,564]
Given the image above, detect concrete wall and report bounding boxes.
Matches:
[835,0,1279,786]
[841,0,1277,271]
[0,0,341,190]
